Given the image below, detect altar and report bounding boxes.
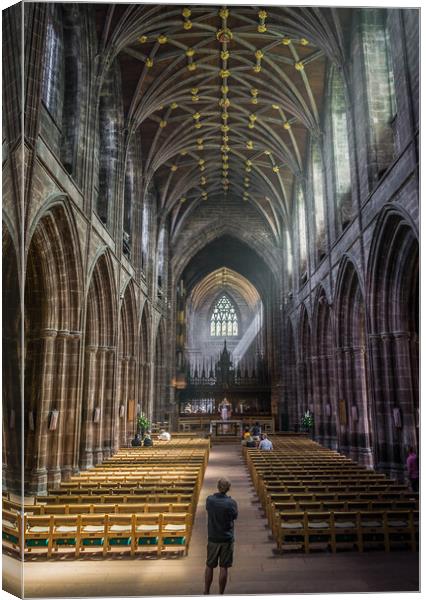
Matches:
[209,420,243,437]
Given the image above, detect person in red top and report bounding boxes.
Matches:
[406,447,419,493]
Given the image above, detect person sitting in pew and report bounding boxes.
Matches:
[131,434,142,447]
[158,429,171,441]
[246,435,257,448]
[259,434,273,451]
[143,432,153,447]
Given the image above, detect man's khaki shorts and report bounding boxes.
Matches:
[206,540,234,568]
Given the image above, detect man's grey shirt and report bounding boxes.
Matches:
[206,492,238,543]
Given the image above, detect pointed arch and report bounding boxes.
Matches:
[24,201,83,493]
[80,250,117,468]
[2,224,21,491]
[153,318,168,422]
[312,285,336,448]
[138,301,152,417]
[334,256,373,466]
[366,206,418,474]
[117,279,138,446]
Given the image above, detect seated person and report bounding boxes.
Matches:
[241,427,251,446]
[143,432,153,447]
[258,433,273,451]
[246,435,257,448]
[251,422,261,439]
[131,433,142,447]
[158,429,171,441]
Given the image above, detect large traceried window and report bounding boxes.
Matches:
[311,141,326,259]
[361,9,396,178]
[210,296,238,337]
[331,68,352,231]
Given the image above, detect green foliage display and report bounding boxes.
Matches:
[301,409,314,430]
[137,413,150,433]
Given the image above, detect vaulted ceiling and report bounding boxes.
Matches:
[96,5,352,242]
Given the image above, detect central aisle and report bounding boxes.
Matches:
[13,443,418,597]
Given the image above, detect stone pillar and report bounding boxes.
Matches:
[352,347,373,468]
[380,333,399,470]
[120,357,129,447]
[335,348,348,453]
[47,330,70,488]
[309,356,321,441]
[100,347,116,458]
[127,357,137,439]
[79,345,98,470]
[93,346,107,465]
[30,328,57,495]
[326,354,338,449]
[393,332,417,452]
[61,331,81,480]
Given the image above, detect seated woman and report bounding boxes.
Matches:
[143,432,153,447]
[158,429,171,441]
[131,434,142,447]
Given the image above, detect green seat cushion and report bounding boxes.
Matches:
[109,537,131,546]
[26,539,48,547]
[3,532,18,544]
[138,536,158,545]
[55,538,76,546]
[163,536,186,545]
[82,538,104,546]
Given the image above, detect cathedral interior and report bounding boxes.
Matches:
[2,3,419,598]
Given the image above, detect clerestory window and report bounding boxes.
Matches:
[210,296,238,337]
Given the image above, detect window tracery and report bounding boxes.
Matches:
[210,296,238,336]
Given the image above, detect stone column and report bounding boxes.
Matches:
[30,328,57,495]
[120,357,129,447]
[61,331,81,479]
[100,347,116,458]
[335,347,348,453]
[79,345,97,470]
[380,333,399,471]
[326,353,338,449]
[393,331,417,451]
[93,346,107,465]
[127,357,137,439]
[47,330,70,488]
[352,347,373,467]
[309,356,321,441]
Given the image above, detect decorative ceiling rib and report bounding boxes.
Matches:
[96,5,349,240]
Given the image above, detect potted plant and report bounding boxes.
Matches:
[137,413,150,436]
[301,409,314,435]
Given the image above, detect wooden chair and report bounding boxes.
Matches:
[304,511,332,553]
[330,511,360,552]
[2,508,21,553]
[51,515,80,557]
[79,514,107,555]
[105,514,133,555]
[384,510,416,552]
[161,512,191,556]
[276,511,305,552]
[358,510,386,552]
[24,514,53,556]
[134,513,162,556]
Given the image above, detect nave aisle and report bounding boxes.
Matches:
[4,445,419,598]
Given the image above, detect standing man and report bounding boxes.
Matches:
[204,478,238,595]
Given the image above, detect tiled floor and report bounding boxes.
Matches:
[3,444,419,598]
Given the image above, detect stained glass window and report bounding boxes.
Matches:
[210,296,238,337]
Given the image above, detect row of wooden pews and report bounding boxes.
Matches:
[3,438,210,559]
[244,436,418,554]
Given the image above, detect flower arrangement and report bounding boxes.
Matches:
[137,413,151,435]
[301,409,314,431]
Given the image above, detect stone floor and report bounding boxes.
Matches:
[3,444,420,598]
